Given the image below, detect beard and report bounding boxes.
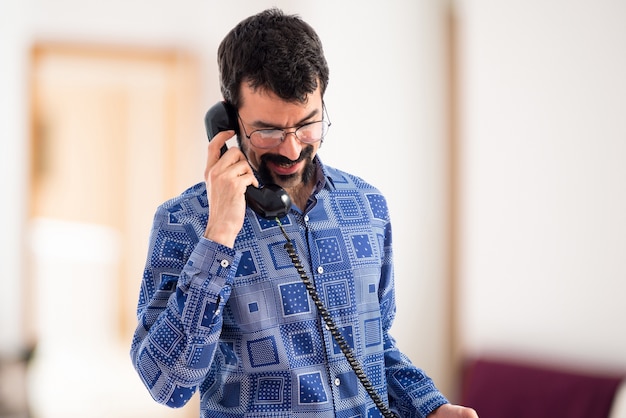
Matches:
[257,145,316,187]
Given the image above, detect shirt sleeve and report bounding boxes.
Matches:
[130,204,239,408]
[378,220,450,418]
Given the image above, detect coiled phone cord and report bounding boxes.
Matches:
[277,219,398,418]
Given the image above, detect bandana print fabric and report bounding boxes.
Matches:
[130,158,448,417]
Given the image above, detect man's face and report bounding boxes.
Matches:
[237,84,323,190]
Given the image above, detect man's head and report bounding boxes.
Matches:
[217,8,329,108]
[218,9,330,193]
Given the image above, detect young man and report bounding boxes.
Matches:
[130,8,478,418]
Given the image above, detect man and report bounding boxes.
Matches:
[130,8,478,418]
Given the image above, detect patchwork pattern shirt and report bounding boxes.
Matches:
[130,158,448,417]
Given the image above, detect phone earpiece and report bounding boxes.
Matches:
[205,102,238,155]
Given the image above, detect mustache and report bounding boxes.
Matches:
[260,145,314,165]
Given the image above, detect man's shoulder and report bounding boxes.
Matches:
[322,164,390,221]
[156,181,208,219]
[323,164,382,194]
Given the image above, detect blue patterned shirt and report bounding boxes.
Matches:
[130,158,448,417]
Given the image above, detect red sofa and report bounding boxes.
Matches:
[461,357,625,418]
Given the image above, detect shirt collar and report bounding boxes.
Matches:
[312,155,337,193]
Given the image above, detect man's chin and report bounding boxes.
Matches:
[272,172,300,188]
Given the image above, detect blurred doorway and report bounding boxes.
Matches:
[28,43,202,418]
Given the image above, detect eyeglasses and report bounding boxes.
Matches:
[237,105,331,149]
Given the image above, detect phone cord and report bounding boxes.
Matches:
[277,219,398,418]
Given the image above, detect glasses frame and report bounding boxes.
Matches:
[237,104,331,149]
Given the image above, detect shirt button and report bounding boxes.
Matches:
[304,215,309,222]
[334,378,341,386]
[220,259,229,268]
[214,309,220,316]
[317,266,324,274]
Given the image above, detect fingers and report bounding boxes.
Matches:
[205,130,260,188]
[204,131,256,194]
[430,404,479,418]
[203,130,258,247]
[225,159,256,192]
[204,130,243,183]
[206,152,251,190]
[205,130,235,175]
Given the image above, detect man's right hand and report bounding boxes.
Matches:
[203,130,258,248]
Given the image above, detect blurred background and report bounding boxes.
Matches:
[1,0,625,417]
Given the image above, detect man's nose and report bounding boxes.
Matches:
[276,131,302,161]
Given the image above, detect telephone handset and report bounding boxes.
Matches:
[204,102,292,219]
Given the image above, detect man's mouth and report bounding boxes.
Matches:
[257,145,314,184]
[268,160,301,176]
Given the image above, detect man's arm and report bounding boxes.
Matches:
[130,204,239,407]
[377,205,478,418]
[380,251,478,417]
[374,208,449,416]
[131,127,255,407]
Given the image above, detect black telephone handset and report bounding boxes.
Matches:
[204,102,292,219]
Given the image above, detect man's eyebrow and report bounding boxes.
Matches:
[250,108,320,129]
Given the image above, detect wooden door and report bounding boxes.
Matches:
[29,43,202,418]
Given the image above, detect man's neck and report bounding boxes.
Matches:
[282,156,321,212]
[285,181,314,212]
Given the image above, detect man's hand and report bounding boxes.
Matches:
[203,130,258,248]
[429,403,478,418]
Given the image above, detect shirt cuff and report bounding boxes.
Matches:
[183,237,237,294]
[177,238,239,333]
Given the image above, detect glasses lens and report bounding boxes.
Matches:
[296,121,328,143]
[250,130,283,148]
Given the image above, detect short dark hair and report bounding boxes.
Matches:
[217,8,329,108]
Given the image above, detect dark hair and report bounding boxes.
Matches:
[217,8,329,108]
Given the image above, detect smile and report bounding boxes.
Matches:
[269,160,301,176]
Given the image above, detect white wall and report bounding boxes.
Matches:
[0,0,30,356]
[1,0,455,411]
[456,0,626,371]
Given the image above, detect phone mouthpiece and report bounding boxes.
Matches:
[245,184,292,219]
